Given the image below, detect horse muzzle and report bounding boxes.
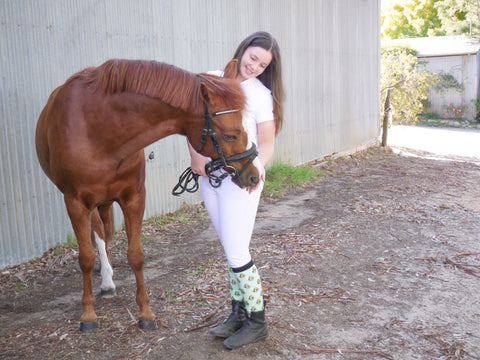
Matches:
[205,143,259,189]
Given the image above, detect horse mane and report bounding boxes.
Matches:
[74,59,245,114]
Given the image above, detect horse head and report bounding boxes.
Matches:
[191,60,261,188]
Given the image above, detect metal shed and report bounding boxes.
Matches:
[385,36,480,120]
[1,0,381,268]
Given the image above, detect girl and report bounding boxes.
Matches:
[188,31,285,349]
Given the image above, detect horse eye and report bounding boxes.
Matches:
[222,134,237,141]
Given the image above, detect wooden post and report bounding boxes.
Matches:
[381,89,392,147]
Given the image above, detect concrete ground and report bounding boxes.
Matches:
[387,125,480,164]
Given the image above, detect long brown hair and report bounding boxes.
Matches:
[233,31,285,135]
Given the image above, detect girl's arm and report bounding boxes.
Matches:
[187,141,209,177]
[248,120,275,193]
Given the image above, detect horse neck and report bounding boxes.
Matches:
[105,93,201,159]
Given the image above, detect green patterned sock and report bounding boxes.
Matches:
[229,266,243,301]
[232,261,264,315]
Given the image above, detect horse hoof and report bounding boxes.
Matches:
[80,321,99,332]
[100,288,116,298]
[138,319,157,330]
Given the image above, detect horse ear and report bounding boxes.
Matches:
[200,82,214,104]
[224,59,238,79]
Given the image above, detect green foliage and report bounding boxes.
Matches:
[382,0,444,39]
[381,46,439,125]
[435,72,463,93]
[475,97,480,122]
[381,44,418,56]
[382,0,480,39]
[419,111,443,120]
[263,163,327,199]
[435,0,479,36]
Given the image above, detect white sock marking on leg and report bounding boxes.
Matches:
[94,232,115,291]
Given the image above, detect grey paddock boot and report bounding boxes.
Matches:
[210,300,246,338]
[223,309,268,350]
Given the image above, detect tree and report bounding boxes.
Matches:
[382,0,480,39]
[382,0,444,39]
[380,46,439,145]
[435,0,480,36]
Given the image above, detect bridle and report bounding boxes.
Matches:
[172,103,258,195]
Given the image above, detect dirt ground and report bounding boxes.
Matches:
[1,147,480,360]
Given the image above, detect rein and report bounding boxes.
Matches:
[172,103,258,196]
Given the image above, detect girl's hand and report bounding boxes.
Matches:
[191,155,209,177]
[247,165,265,194]
[187,140,208,177]
[246,120,275,194]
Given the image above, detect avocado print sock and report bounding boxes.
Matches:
[232,260,264,315]
[229,266,243,302]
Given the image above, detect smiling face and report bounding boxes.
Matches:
[237,46,273,81]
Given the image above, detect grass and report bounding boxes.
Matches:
[54,233,77,255]
[141,235,155,242]
[145,202,207,227]
[14,280,32,293]
[417,114,479,128]
[263,163,327,199]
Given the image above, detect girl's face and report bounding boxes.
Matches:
[237,46,272,81]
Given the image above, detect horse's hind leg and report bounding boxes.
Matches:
[65,195,98,332]
[92,204,116,298]
[119,186,157,330]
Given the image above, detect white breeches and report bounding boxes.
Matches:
[202,175,263,268]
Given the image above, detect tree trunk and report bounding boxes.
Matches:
[381,89,392,147]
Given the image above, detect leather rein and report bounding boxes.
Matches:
[172,103,258,196]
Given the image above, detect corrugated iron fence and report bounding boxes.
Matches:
[0,0,380,268]
[420,53,479,120]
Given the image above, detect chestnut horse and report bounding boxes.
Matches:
[35,59,260,332]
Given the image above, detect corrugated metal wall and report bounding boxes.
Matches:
[1,0,380,268]
[419,54,479,120]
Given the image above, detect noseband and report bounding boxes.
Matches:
[172,103,258,196]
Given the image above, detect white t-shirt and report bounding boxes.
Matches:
[208,70,274,145]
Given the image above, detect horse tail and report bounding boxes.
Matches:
[104,205,115,245]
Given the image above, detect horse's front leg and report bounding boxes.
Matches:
[65,195,98,332]
[119,187,157,330]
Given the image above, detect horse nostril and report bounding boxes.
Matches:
[250,176,259,186]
